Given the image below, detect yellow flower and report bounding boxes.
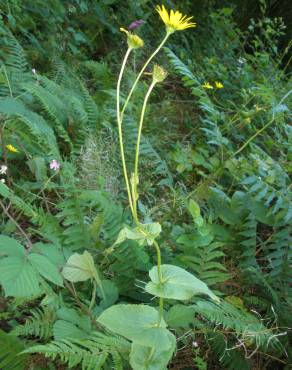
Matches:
[215,81,224,89]
[156,5,196,34]
[120,27,144,49]
[6,144,18,153]
[202,82,213,89]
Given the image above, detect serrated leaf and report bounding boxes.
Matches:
[0,257,41,297]
[145,264,219,302]
[28,253,63,287]
[165,304,196,328]
[0,235,25,257]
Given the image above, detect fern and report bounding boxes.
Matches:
[193,300,283,350]
[11,307,56,340]
[24,332,130,370]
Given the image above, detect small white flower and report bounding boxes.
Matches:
[32,68,37,75]
[0,178,5,184]
[192,341,199,348]
[49,159,60,171]
[238,57,246,65]
[0,165,7,175]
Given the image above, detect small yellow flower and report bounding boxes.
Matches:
[202,82,213,89]
[156,5,196,34]
[152,64,168,83]
[6,144,18,153]
[120,27,144,49]
[215,81,224,89]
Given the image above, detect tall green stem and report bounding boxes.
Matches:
[133,81,156,219]
[117,47,135,216]
[120,33,169,119]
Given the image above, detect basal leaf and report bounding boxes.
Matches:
[97,304,169,347]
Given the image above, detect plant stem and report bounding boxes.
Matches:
[117,47,135,217]
[120,33,169,120]
[89,280,97,312]
[133,81,156,219]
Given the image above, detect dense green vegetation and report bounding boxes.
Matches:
[0,1,291,369]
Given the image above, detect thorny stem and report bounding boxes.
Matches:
[133,81,156,219]
[120,33,170,120]
[117,47,135,217]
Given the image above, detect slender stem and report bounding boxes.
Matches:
[117,47,135,216]
[133,81,156,219]
[120,33,170,120]
[89,280,97,312]
[0,199,32,249]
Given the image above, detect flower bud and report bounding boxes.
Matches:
[120,27,144,49]
[152,64,168,83]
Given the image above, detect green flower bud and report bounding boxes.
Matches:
[120,27,144,49]
[152,64,168,83]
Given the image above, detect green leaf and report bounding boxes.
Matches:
[130,331,176,370]
[97,304,170,347]
[28,253,63,287]
[62,250,100,283]
[0,329,28,370]
[165,304,196,328]
[145,264,219,302]
[114,223,161,246]
[98,280,119,309]
[0,257,41,297]
[53,308,92,340]
[0,235,25,257]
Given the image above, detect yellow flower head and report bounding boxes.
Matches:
[120,27,144,49]
[215,81,224,89]
[156,5,196,34]
[6,144,18,153]
[152,64,168,83]
[202,82,213,89]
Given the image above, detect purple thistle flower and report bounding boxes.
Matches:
[128,19,145,31]
[49,159,60,171]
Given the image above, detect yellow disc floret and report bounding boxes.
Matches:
[156,5,196,34]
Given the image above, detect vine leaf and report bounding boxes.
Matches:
[62,250,101,284]
[113,222,161,246]
[145,264,220,302]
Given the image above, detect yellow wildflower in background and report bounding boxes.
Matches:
[202,82,213,89]
[215,81,224,89]
[120,27,144,49]
[156,5,196,34]
[6,144,18,153]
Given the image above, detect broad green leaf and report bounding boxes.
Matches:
[31,243,66,267]
[0,257,41,297]
[130,331,176,370]
[28,253,63,287]
[0,235,25,257]
[97,304,169,347]
[53,308,92,340]
[97,280,119,309]
[114,223,161,246]
[165,304,196,328]
[0,329,28,370]
[62,250,100,283]
[145,264,220,302]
